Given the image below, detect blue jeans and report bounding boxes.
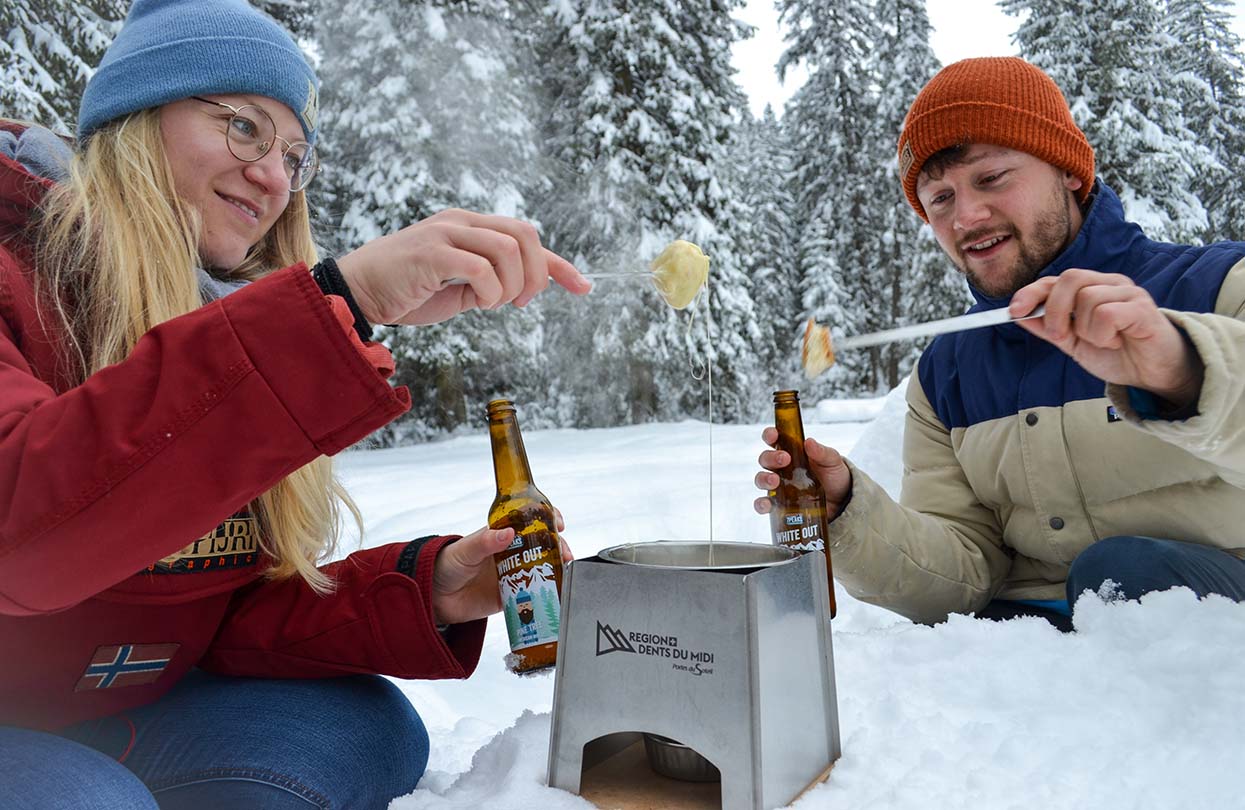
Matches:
[0,670,429,809]
[978,535,1245,632]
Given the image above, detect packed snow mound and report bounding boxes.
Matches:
[393,590,1245,809]
[810,395,888,424]
[835,376,909,497]
[392,711,592,809]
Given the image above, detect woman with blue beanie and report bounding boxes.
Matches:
[0,0,588,807]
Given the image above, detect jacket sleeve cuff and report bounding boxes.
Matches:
[824,460,884,562]
[1103,309,1245,488]
[1105,310,1232,439]
[219,264,409,455]
[312,258,374,342]
[369,536,486,678]
[1123,386,1198,421]
[324,295,394,380]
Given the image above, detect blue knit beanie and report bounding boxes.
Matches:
[78,0,320,144]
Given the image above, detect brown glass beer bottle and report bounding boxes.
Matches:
[487,399,565,674]
[769,390,837,618]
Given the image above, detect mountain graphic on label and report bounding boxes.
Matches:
[498,562,557,600]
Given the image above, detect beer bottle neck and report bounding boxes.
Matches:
[773,401,809,467]
[489,412,536,493]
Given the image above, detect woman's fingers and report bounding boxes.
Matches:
[440,211,578,307]
[341,208,587,327]
[441,225,523,309]
[449,526,514,570]
[545,249,592,296]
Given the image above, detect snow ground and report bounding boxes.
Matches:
[336,387,1245,809]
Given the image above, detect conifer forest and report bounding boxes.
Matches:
[6,0,1243,441]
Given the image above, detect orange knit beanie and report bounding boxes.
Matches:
[897,57,1095,220]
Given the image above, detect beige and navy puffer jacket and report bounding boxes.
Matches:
[829,182,1245,625]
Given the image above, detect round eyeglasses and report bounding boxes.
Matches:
[191,96,319,192]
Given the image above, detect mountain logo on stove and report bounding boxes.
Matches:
[595,622,636,655]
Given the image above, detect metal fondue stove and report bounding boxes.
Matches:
[547,541,841,810]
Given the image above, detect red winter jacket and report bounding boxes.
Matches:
[0,125,486,731]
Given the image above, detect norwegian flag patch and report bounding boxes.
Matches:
[75,644,180,691]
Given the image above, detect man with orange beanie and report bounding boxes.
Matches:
[755,57,1245,630]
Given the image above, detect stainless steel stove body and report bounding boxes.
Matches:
[547,541,841,810]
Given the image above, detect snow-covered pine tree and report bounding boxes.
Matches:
[778,0,880,395]
[313,0,546,440]
[1,0,125,132]
[531,0,757,426]
[254,0,317,42]
[1164,0,1245,242]
[726,106,802,392]
[870,0,969,389]
[1003,0,1217,243]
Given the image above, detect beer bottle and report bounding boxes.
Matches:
[768,390,837,618]
[487,399,565,674]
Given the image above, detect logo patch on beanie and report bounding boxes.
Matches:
[898,141,914,178]
[302,79,319,134]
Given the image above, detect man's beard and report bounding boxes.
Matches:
[958,188,1076,299]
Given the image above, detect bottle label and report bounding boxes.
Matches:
[773,512,825,553]
[497,546,561,651]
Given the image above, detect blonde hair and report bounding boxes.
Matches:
[33,109,360,592]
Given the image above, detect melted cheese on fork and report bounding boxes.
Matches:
[650,240,709,309]
[801,316,836,379]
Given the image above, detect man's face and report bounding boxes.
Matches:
[915,145,1084,298]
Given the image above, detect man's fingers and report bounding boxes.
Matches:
[760,426,778,446]
[1040,269,1134,340]
[1010,276,1057,319]
[1073,286,1145,347]
[754,496,773,515]
[758,448,788,470]
[754,470,779,491]
[804,437,839,466]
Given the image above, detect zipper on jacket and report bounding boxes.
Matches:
[1058,405,1101,546]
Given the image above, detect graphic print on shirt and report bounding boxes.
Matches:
[74,643,180,691]
[147,511,260,574]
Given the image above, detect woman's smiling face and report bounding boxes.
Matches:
[158,94,301,270]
